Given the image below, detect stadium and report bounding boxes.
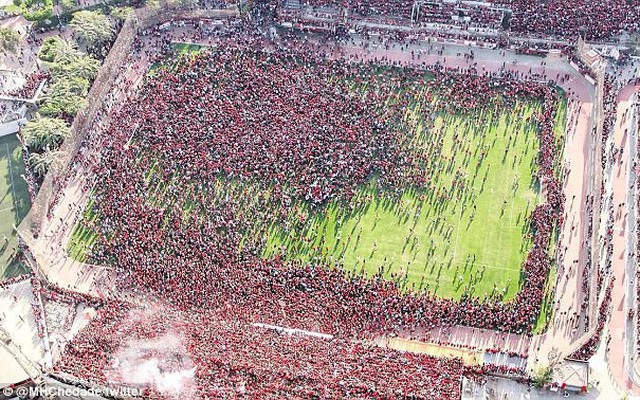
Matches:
[0,0,638,399]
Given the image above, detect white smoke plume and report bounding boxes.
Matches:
[105,307,197,399]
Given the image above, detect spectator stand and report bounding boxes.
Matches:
[41,283,101,367]
[279,0,508,34]
[411,0,508,31]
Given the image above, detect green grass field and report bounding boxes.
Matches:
[67,197,98,263]
[171,43,206,54]
[0,134,31,279]
[263,103,542,301]
[149,43,207,74]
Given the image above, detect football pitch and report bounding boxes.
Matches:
[0,134,31,279]
[67,50,566,305]
[263,101,562,301]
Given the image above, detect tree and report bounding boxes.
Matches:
[39,37,86,63]
[39,76,89,117]
[532,366,553,388]
[169,0,199,9]
[37,36,99,118]
[17,0,54,22]
[21,117,71,153]
[28,150,59,177]
[38,36,63,62]
[48,52,100,81]
[40,91,86,118]
[49,38,85,62]
[59,0,77,12]
[145,0,160,10]
[110,6,134,22]
[70,10,115,49]
[0,27,20,54]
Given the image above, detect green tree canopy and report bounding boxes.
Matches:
[145,0,160,10]
[21,116,71,153]
[40,76,89,117]
[532,367,553,388]
[70,10,115,49]
[39,37,88,62]
[28,149,59,177]
[52,38,82,59]
[0,27,20,54]
[37,36,100,118]
[16,0,54,22]
[48,51,100,81]
[59,0,77,12]
[110,6,134,22]
[38,36,63,62]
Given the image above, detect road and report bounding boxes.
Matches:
[602,83,639,395]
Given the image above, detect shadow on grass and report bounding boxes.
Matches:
[0,134,31,279]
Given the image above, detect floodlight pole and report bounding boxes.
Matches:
[411,0,421,26]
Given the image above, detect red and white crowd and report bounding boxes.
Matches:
[35,30,567,396]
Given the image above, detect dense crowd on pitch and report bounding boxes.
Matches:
[53,302,466,399]
[71,42,564,337]
[287,0,639,40]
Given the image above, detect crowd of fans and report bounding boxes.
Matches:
[417,3,503,29]
[288,0,505,29]
[62,44,564,341]
[27,28,567,394]
[569,279,614,360]
[0,273,31,290]
[579,193,594,331]
[501,0,640,41]
[302,0,414,19]
[282,0,639,40]
[0,0,633,393]
[0,10,574,396]
[53,302,466,399]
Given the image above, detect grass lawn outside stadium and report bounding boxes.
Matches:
[67,47,566,314]
[0,134,31,279]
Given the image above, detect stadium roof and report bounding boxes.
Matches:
[552,359,589,390]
